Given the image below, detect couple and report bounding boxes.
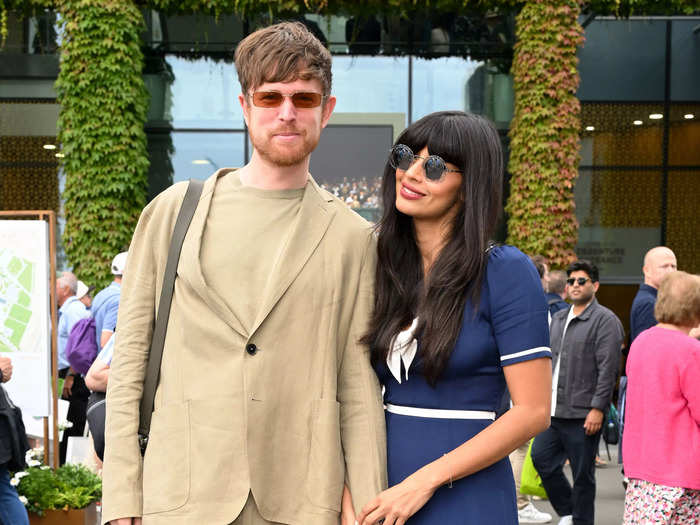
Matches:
[102,21,552,525]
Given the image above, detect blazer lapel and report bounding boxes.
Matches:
[178,169,248,337]
[248,177,335,338]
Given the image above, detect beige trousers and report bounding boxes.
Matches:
[230,493,285,525]
[509,441,530,510]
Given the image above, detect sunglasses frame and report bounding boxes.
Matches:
[566,277,591,286]
[389,144,462,182]
[249,90,326,109]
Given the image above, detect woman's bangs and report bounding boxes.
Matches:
[399,115,467,170]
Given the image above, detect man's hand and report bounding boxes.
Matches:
[583,408,604,436]
[62,374,74,398]
[0,356,12,383]
[111,518,142,525]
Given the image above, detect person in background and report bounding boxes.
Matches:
[91,252,126,350]
[619,246,678,470]
[0,356,30,525]
[56,271,91,465]
[630,246,677,344]
[622,271,700,524]
[76,280,93,309]
[531,260,624,525]
[545,270,569,318]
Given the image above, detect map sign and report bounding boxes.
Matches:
[0,220,51,417]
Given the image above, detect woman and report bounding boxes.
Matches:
[354,111,552,524]
[622,271,700,524]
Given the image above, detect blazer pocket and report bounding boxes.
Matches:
[142,401,191,514]
[307,399,344,512]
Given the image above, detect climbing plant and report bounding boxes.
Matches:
[54,0,149,288]
[505,0,583,267]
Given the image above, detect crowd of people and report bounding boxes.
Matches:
[319,177,382,209]
[1,19,698,525]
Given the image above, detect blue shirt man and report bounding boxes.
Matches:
[92,251,126,348]
[630,246,676,344]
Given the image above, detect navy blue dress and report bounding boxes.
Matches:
[374,246,551,524]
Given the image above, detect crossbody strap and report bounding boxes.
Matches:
[138,179,204,453]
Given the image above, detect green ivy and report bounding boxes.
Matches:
[55,0,149,289]
[505,0,583,268]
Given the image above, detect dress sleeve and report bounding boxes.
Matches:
[487,246,551,366]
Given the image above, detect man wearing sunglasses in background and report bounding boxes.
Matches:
[531,260,624,525]
[102,22,386,525]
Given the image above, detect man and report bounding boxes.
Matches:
[56,271,91,464]
[103,22,386,525]
[76,280,93,309]
[531,260,623,525]
[92,252,126,349]
[630,246,677,343]
[545,270,569,318]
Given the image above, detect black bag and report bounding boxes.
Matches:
[602,403,620,446]
[0,385,30,471]
[86,391,106,461]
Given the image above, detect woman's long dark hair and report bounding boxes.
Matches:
[362,111,504,385]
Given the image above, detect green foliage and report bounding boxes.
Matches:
[55,0,149,288]
[505,0,583,268]
[14,463,102,516]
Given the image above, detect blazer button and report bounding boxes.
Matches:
[246,343,257,355]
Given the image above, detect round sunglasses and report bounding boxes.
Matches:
[389,144,462,182]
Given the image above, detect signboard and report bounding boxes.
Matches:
[0,220,52,417]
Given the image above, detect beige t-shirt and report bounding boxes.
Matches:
[200,170,305,334]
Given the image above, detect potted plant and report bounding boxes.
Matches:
[10,448,101,525]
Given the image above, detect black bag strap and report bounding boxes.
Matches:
[138,179,204,453]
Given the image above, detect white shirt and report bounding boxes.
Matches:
[551,306,577,417]
[386,318,419,383]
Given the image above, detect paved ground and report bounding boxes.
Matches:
[529,443,626,524]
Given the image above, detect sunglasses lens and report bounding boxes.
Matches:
[291,92,323,108]
[252,91,283,107]
[424,156,446,181]
[391,145,414,170]
[252,91,323,108]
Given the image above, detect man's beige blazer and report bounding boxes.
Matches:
[102,170,387,525]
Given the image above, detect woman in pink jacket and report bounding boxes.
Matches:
[623,270,700,524]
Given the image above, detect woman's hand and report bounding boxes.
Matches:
[340,484,356,525]
[356,473,437,525]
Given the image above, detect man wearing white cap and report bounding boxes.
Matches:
[92,252,127,349]
[76,280,93,309]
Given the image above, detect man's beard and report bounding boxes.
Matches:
[250,126,319,167]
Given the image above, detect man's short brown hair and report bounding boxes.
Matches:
[654,271,700,327]
[234,22,332,97]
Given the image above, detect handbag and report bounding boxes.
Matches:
[520,439,548,499]
[602,402,620,446]
[0,385,30,471]
[86,391,106,461]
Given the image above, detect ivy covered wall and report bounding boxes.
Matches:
[505,0,583,268]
